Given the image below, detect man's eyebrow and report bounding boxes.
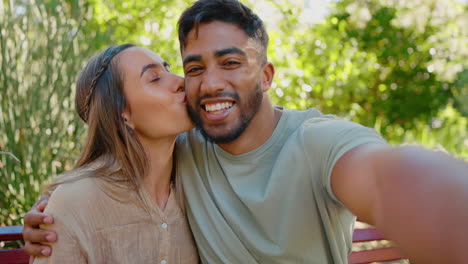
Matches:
[182,48,245,65]
[183,55,202,65]
[215,47,246,58]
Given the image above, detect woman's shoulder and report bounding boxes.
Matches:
[46,170,106,214]
[45,169,144,229]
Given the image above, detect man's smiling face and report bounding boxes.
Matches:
[182,21,265,143]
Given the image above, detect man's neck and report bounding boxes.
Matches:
[218,96,282,155]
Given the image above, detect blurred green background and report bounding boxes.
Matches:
[0,0,466,227]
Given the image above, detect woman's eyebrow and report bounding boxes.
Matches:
[140,61,171,77]
[140,63,158,77]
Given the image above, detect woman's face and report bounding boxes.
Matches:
[118,47,193,140]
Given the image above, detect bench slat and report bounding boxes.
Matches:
[0,226,405,264]
[0,226,23,242]
[352,228,385,242]
[348,247,403,264]
[0,249,29,264]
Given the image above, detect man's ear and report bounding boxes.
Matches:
[261,62,275,93]
[121,110,135,129]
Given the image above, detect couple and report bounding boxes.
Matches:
[24,0,468,263]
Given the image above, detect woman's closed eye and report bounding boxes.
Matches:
[147,71,161,82]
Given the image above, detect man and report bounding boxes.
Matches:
[23,0,468,263]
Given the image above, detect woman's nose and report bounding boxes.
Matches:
[172,74,185,92]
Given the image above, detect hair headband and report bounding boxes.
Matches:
[81,45,132,122]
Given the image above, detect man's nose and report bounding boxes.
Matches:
[200,67,225,95]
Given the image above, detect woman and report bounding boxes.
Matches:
[34,44,199,263]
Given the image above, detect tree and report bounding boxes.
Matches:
[262,0,467,156]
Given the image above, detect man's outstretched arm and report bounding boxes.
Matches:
[332,144,468,264]
[23,197,56,258]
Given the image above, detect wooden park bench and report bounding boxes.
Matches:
[349,227,404,264]
[0,225,404,264]
[0,226,28,264]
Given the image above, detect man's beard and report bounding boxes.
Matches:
[187,83,263,144]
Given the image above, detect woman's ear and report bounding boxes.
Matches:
[121,111,135,129]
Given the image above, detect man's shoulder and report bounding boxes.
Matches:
[297,113,385,153]
[281,107,336,124]
[302,117,374,138]
[284,107,358,132]
[301,116,360,132]
[283,107,348,134]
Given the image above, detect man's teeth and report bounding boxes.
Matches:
[205,102,233,112]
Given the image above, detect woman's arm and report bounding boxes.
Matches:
[29,188,87,263]
[32,220,86,264]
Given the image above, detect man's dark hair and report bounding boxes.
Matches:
[178,0,269,63]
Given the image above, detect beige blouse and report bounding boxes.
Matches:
[33,175,199,264]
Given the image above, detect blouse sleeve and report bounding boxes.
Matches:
[33,185,87,263]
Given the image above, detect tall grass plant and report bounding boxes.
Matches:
[0,0,92,226]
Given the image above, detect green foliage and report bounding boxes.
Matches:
[262,0,467,157]
[0,0,466,229]
[0,0,92,226]
[88,0,193,73]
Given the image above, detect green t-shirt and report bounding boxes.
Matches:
[176,108,386,263]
